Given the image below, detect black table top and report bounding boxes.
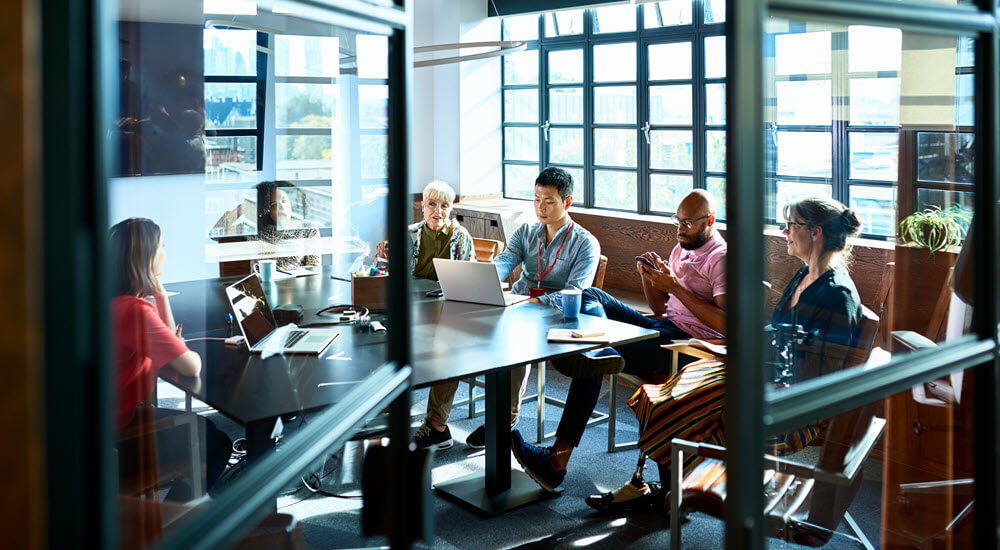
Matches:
[161,268,656,426]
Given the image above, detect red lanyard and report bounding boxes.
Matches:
[537,222,573,286]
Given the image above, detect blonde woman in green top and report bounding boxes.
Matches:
[375,181,474,280]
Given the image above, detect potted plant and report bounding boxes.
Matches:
[897,204,971,254]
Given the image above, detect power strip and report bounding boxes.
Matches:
[225,335,246,346]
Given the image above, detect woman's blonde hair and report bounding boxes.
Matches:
[783,196,863,267]
[422,180,456,205]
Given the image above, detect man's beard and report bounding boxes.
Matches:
[679,228,710,250]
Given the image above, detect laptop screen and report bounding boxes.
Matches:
[225,274,277,347]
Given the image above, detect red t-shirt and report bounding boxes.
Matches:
[112,295,190,428]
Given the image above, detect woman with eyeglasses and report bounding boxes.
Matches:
[254,181,320,271]
[586,196,865,514]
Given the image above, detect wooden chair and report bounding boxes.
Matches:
[471,237,505,263]
[669,406,886,550]
[116,406,204,500]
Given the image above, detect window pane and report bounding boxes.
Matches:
[917,132,974,184]
[504,127,539,162]
[298,186,335,229]
[776,80,832,125]
[360,135,387,178]
[549,49,583,84]
[275,35,339,77]
[643,0,692,28]
[356,35,388,79]
[594,129,637,167]
[849,78,900,126]
[704,36,726,78]
[650,85,692,125]
[594,86,636,124]
[277,135,331,180]
[706,130,726,172]
[359,85,388,129]
[849,132,898,181]
[848,26,902,73]
[650,130,693,170]
[205,136,257,182]
[503,14,538,41]
[706,83,726,125]
[549,128,584,165]
[776,131,832,177]
[774,180,833,222]
[549,88,583,124]
[706,176,727,218]
[206,189,255,238]
[650,174,693,212]
[503,49,538,85]
[704,0,725,23]
[594,43,637,83]
[916,188,975,217]
[649,42,691,80]
[553,166,586,203]
[594,170,637,210]
[956,74,974,127]
[775,32,831,75]
[850,185,896,236]
[275,83,336,128]
[504,89,539,123]
[204,29,256,76]
[545,9,584,37]
[205,83,256,130]
[956,35,975,67]
[594,4,636,34]
[204,0,256,15]
[505,164,539,199]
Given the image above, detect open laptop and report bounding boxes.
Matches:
[225,274,338,354]
[433,258,531,307]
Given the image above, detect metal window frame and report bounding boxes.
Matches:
[725,1,1000,549]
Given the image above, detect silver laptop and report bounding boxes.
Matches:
[225,274,338,354]
[433,259,531,307]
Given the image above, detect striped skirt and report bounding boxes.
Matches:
[628,359,821,466]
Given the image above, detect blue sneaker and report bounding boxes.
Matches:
[510,430,566,492]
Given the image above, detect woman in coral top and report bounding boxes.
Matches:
[112,218,230,498]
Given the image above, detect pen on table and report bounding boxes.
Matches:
[331,275,352,282]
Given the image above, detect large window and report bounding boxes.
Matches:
[501,1,727,217]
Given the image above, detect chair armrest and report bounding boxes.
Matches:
[892,330,937,352]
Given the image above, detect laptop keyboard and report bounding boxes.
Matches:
[284,330,308,347]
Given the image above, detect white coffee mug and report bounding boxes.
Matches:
[255,259,277,282]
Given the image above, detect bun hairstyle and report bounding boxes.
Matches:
[783,196,863,266]
[110,217,161,297]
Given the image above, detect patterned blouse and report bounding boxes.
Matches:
[407,219,475,276]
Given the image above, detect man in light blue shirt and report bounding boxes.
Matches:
[415,167,601,450]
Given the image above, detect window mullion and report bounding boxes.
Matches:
[832,30,849,206]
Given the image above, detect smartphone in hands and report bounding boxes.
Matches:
[635,255,659,271]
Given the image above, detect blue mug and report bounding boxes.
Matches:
[561,289,582,319]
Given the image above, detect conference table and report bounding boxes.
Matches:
[162,267,657,515]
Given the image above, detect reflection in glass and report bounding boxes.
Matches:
[704,0,725,23]
[593,4,636,34]
[503,49,539,85]
[649,42,692,80]
[275,83,336,128]
[650,130,693,170]
[277,135,332,180]
[204,0,256,14]
[549,49,584,84]
[848,25,902,73]
[917,133,974,184]
[594,170,637,210]
[594,43,637,82]
[358,85,388,129]
[594,86,637,124]
[503,13,539,41]
[705,83,726,125]
[548,128,584,165]
[206,136,257,182]
[706,176,726,218]
[956,35,975,67]
[776,80,831,125]
[505,164,540,199]
[275,35,339,77]
[776,131,831,177]
[955,74,974,127]
[850,185,896,236]
[553,166,586,203]
[549,88,583,124]
[649,174,693,212]
[504,90,538,123]
[775,31,831,75]
[706,130,725,172]
[204,29,257,76]
[504,127,539,162]
[205,83,256,130]
[849,132,899,181]
[850,78,901,126]
[545,9,584,37]
[650,85,692,125]
[206,189,255,237]
[775,181,833,221]
[643,0,692,28]
[360,135,387,179]
[704,36,726,78]
[356,35,388,79]
[595,129,638,167]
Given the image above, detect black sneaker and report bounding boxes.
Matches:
[466,417,518,449]
[550,352,625,378]
[414,421,453,450]
[510,430,565,492]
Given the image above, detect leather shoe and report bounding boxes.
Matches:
[585,481,663,513]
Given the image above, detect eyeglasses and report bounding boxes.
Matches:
[670,214,710,229]
[781,221,809,230]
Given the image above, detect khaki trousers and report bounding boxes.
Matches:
[425,365,530,426]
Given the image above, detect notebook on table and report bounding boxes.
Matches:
[225,274,338,354]
[433,258,531,307]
